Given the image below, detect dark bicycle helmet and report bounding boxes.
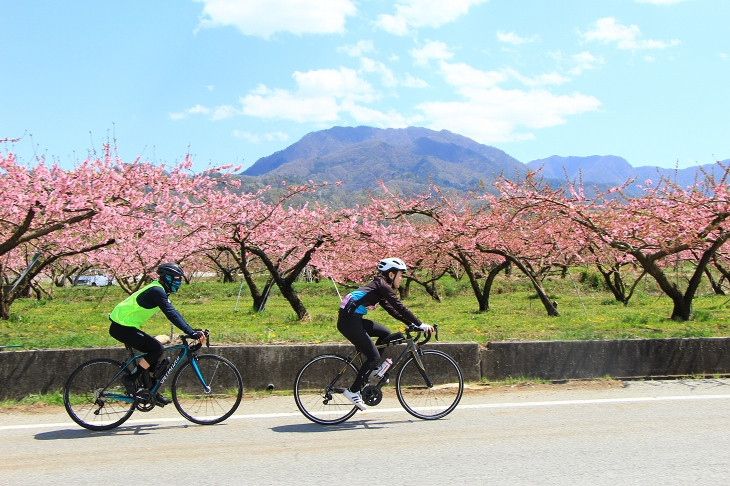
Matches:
[157,263,184,293]
[157,263,184,278]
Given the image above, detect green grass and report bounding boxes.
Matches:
[0,390,66,408]
[2,274,730,350]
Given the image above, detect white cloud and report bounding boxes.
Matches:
[581,17,680,50]
[169,103,239,121]
[241,85,340,123]
[359,57,398,88]
[418,87,601,142]
[502,67,570,87]
[376,0,488,36]
[232,130,289,143]
[293,67,376,102]
[194,0,357,38]
[438,63,568,90]
[417,61,601,144]
[568,51,604,75]
[440,62,507,90]
[211,105,240,120]
[497,31,539,46]
[239,68,378,123]
[410,40,455,66]
[338,40,375,57]
[401,74,429,88]
[341,101,409,127]
[169,104,211,120]
[235,65,424,128]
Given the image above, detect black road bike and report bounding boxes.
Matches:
[294,324,463,425]
[64,330,243,431]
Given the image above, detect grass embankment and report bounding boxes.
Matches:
[2,272,729,350]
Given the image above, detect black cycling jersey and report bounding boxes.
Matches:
[340,276,422,326]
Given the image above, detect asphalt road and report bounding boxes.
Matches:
[2,379,729,485]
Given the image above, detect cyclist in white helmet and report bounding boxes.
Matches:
[337,257,433,410]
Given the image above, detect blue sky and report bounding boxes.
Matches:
[2,0,727,173]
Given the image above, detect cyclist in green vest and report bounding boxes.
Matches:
[109,263,204,405]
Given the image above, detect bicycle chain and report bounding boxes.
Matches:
[361,385,382,406]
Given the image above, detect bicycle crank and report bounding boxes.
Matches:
[134,389,156,412]
[361,385,382,406]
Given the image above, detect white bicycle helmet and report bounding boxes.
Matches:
[377,257,407,274]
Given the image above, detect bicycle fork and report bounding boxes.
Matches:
[406,347,434,388]
[189,355,213,394]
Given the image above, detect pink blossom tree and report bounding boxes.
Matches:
[0,145,237,318]
[497,164,730,321]
[209,181,343,320]
[0,151,120,318]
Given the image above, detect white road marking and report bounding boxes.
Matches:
[3,393,730,432]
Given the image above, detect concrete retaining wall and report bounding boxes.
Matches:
[2,338,730,400]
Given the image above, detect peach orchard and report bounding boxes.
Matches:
[1,146,728,322]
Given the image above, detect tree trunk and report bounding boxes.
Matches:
[483,260,511,309]
[0,300,9,320]
[476,246,559,317]
[450,251,489,312]
[278,283,309,320]
[0,239,114,319]
[630,235,728,321]
[405,269,448,302]
[703,267,725,295]
[246,237,326,321]
[240,254,268,312]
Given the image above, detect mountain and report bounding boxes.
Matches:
[242,126,525,194]
[527,155,724,188]
[238,126,725,205]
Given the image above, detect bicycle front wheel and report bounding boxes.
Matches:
[63,358,135,431]
[294,354,359,425]
[171,354,243,425]
[396,349,464,420]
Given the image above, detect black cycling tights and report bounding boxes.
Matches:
[337,313,391,392]
[109,321,164,370]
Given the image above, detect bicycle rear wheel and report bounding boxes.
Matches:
[294,354,359,425]
[64,358,135,431]
[171,354,243,425]
[396,349,463,420]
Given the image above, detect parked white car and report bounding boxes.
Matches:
[74,274,113,286]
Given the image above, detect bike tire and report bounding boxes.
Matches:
[294,354,359,425]
[171,354,243,425]
[395,349,464,420]
[63,358,136,431]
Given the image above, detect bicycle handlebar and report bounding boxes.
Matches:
[405,323,439,344]
[180,329,210,351]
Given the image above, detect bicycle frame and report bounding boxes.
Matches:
[104,342,209,403]
[294,323,462,424]
[360,337,430,386]
[326,330,432,399]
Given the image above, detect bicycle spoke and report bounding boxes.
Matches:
[171,355,243,425]
[294,354,359,425]
[64,359,136,431]
[396,350,463,420]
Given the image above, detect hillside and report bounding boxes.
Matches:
[527,155,723,188]
[242,126,525,196]
[237,126,724,205]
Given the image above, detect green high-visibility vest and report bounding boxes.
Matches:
[109,281,163,329]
